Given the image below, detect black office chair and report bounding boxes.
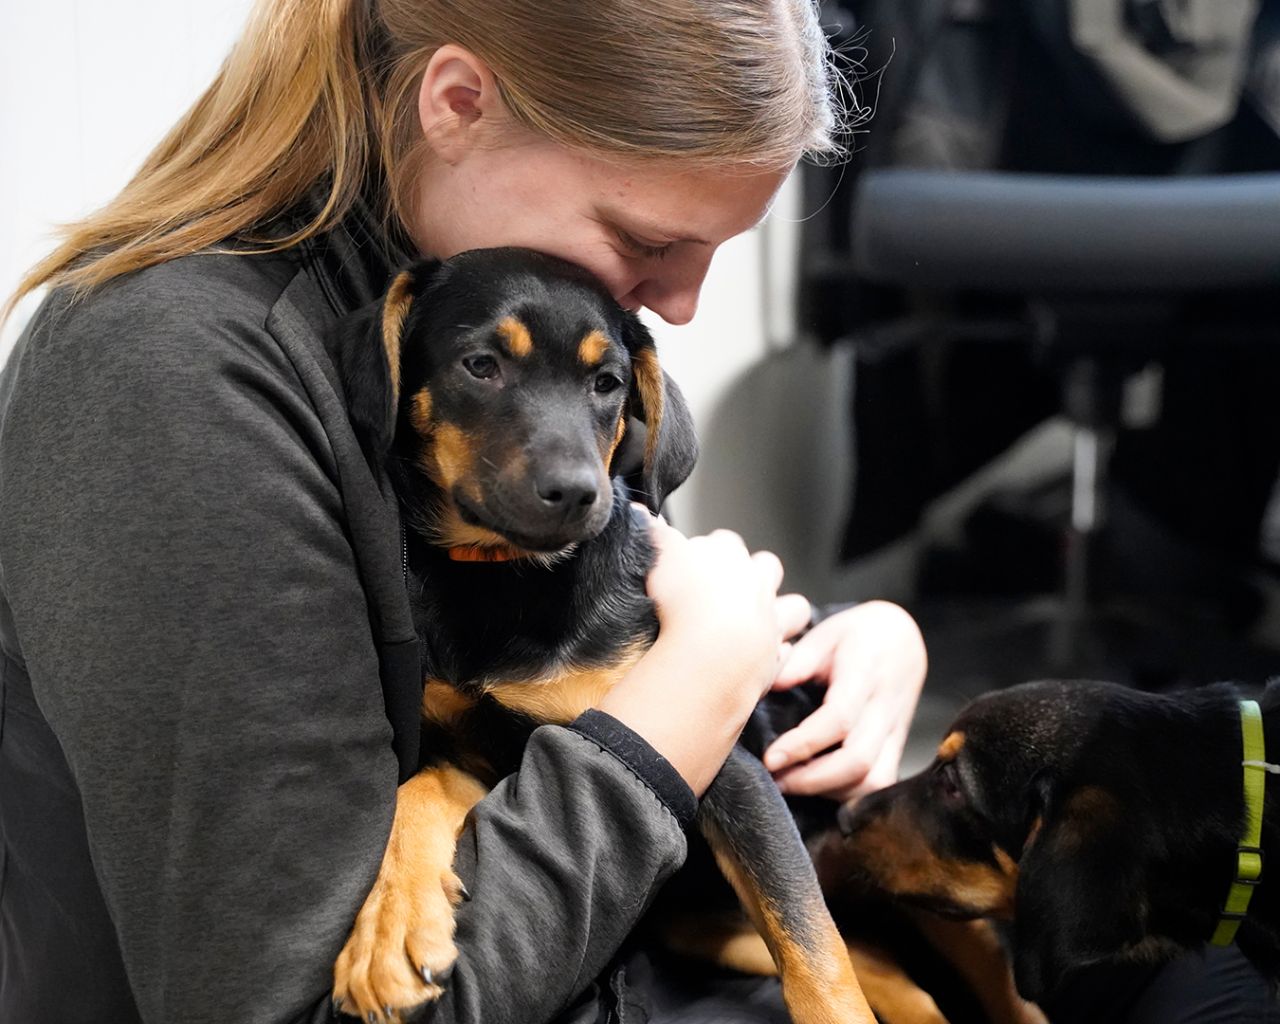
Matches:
[850,169,1280,668]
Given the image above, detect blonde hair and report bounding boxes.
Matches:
[5,0,846,321]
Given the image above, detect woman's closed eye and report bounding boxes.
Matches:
[616,228,673,261]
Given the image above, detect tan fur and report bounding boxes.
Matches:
[496,316,534,358]
[631,347,666,476]
[486,645,647,723]
[426,423,472,491]
[914,916,1047,1024]
[332,766,487,1019]
[703,820,874,1024]
[410,388,434,435]
[578,329,610,366]
[421,680,476,729]
[432,505,524,553]
[844,806,1017,919]
[845,940,951,1024]
[936,731,965,761]
[606,412,628,465]
[663,914,943,1024]
[380,270,416,403]
[659,912,780,976]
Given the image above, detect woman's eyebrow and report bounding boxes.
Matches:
[602,209,708,246]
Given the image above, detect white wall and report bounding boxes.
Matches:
[0,0,258,360]
[1,1,854,600]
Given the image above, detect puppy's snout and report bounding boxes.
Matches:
[535,465,599,513]
[836,788,890,837]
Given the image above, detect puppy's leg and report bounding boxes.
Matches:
[662,912,950,1024]
[699,747,875,1024]
[332,765,486,1021]
[913,915,1048,1024]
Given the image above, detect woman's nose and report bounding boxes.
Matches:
[631,258,712,326]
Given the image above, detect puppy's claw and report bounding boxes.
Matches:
[331,995,344,1016]
[420,965,433,986]
[457,880,471,902]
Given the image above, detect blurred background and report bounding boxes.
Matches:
[4,1,1279,762]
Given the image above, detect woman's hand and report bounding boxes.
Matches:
[762,601,927,803]
[597,514,793,796]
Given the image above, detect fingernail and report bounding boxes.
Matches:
[764,748,787,771]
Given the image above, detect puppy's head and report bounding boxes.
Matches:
[336,248,696,557]
[825,680,1155,1003]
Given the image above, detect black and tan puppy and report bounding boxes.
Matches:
[824,679,1280,1004]
[326,248,867,1023]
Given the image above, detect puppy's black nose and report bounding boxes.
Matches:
[535,467,599,511]
[837,789,887,837]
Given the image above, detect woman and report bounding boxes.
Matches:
[0,2,924,1023]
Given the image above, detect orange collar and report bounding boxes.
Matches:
[447,544,523,563]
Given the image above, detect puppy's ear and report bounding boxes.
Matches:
[617,313,698,512]
[334,260,437,470]
[1012,781,1146,1003]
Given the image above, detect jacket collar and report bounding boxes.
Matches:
[294,185,419,317]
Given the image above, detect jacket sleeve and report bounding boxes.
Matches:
[0,273,688,1024]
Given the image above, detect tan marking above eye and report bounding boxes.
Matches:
[936,731,965,762]
[578,329,610,366]
[496,316,533,358]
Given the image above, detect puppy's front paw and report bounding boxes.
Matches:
[332,864,468,1021]
[331,766,486,1022]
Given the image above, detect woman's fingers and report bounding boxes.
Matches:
[773,745,873,798]
[775,593,813,642]
[762,701,850,772]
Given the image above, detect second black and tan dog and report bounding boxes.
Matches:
[824,679,1280,1005]
[326,248,869,1023]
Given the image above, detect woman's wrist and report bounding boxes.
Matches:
[596,635,753,797]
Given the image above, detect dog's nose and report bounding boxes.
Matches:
[534,467,599,512]
[836,790,886,837]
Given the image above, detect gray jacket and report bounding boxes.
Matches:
[0,206,695,1024]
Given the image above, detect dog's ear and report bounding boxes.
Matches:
[1012,780,1146,1003]
[616,313,698,512]
[334,260,437,470]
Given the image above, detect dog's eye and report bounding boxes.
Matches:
[463,355,500,380]
[594,372,622,395]
[937,762,965,805]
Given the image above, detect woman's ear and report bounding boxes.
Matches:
[417,44,506,164]
[616,312,698,512]
[1012,781,1147,1003]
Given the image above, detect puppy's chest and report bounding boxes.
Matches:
[412,550,658,727]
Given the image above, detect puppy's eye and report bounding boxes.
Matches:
[463,355,500,380]
[937,762,965,805]
[594,372,622,395]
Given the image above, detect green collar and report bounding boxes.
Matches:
[1210,700,1270,946]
